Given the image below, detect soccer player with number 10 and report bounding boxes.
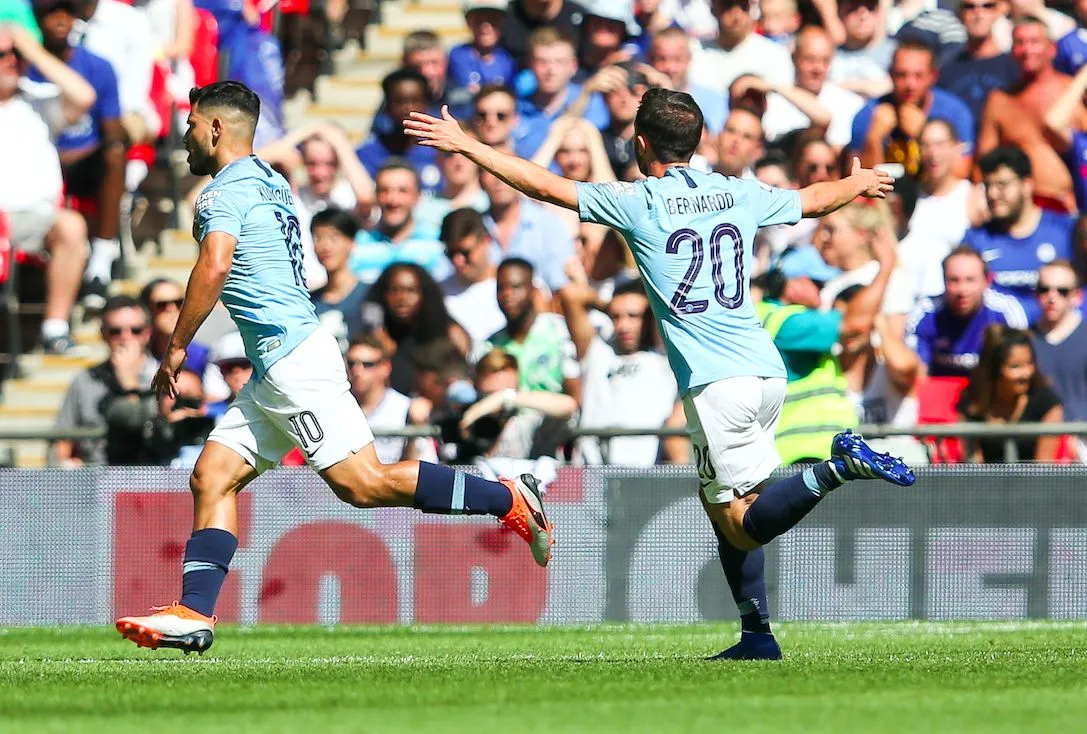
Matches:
[406,89,916,660]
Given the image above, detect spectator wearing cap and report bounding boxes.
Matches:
[309,208,367,352]
[580,0,643,74]
[31,0,126,314]
[829,0,895,98]
[514,28,610,159]
[906,246,1028,379]
[439,207,506,347]
[351,159,450,286]
[852,38,974,179]
[688,0,793,95]
[1033,260,1087,426]
[500,0,589,69]
[977,17,1086,213]
[647,26,726,133]
[449,0,517,95]
[0,24,94,353]
[205,331,252,422]
[754,241,893,464]
[356,68,443,197]
[964,146,1075,322]
[759,26,864,152]
[937,0,1019,123]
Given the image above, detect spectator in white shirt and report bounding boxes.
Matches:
[688,0,793,94]
[759,25,866,150]
[561,269,687,465]
[438,207,506,347]
[830,0,895,98]
[346,334,419,463]
[0,24,94,353]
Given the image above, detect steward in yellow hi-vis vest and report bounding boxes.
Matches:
[755,299,858,464]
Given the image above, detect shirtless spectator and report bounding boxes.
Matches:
[976,17,1087,213]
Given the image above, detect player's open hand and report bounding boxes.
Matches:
[850,157,895,199]
[403,106,472,154]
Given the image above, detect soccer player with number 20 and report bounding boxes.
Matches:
[405,89,916,660]
[114,82,554,654]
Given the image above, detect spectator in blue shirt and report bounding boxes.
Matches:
[1055,0,1087,75]
[907,246,1028,379]
[480,165,574,293]
[32,0,126,312]
[852,38,974,178]
[351,160,451,286]
[938,0,1019,123]
[514,27,610,158]
[449,0,517,95]
[356,68,444,196]
[964,146,1075,323]
[1043,61,1087,213]
[310,208,369,352]
[1032,260,1087,423]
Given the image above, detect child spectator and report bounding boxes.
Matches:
[448,0,517,94]
[310,208,367,352]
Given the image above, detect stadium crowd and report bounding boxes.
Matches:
[4,0,1087,468]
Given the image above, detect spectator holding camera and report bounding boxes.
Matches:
[157,368,214,468]
[958,325,1064,462]
[54,296,157,466]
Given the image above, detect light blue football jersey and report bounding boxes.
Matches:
[576,168,801,394]
[193,155,319,378]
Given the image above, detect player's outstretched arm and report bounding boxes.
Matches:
[152,232,236,399]
[404,106,580,212]
[798,157,894,218]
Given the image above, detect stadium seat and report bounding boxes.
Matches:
[917,376,970,464]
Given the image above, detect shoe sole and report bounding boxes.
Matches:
[115,620,214,654]
[515,474,554,568]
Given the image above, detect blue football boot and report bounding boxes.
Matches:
[830,430,916,487]
[706,631,783,661]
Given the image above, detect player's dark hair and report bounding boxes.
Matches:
[634,88,704,164]
[138,277,180,310]
[942,245,989,277]
[189,81,261,125]
[978,145,1032,180]
[376,157,421,190]
[366,263,455,344]
[440,207,488,245]
[893,37,937,68]
[102,294,149,322]
[382,67,430,102]
[965,326,1046,419]
[497,257,535,280]
[310,207,360,239]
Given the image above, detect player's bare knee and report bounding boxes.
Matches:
[189,460,236,501]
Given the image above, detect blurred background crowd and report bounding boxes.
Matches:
[3,0,1087,471]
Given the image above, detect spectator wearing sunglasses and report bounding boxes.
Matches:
[937,0,1019,123]
[439,207,506,347]
[139,278,219,397]
[54,295,158,466]
[346,334,421,463]
[1033,260,1087,424]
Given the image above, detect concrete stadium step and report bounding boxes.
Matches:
[1,379,71,409]
[12,354,100,384]
[364,23,469,55]
[0,406,59,426]
[314,76,384,111]
[380,5,467,31]
[298,104,378,136]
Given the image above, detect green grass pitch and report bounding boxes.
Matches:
[2,623,1086,733]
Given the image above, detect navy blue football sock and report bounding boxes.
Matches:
[742,467,834,545]
[179,528,238,617]
[413,462,513,517]
[712,522,771,634]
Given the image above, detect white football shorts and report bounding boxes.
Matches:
[684,375,787,504]
[208,327,374,473]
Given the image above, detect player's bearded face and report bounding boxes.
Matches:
[184,110,216,176]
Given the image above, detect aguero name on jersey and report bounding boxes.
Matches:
[194,155,320,378]
[575,168,800,394]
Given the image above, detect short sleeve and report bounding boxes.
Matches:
[54,377,84,429]
[1025,385,1062,421]
[737,179,802,228]
[194,186,244,241]
[910,313,935,365]
[576,181,650,232]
